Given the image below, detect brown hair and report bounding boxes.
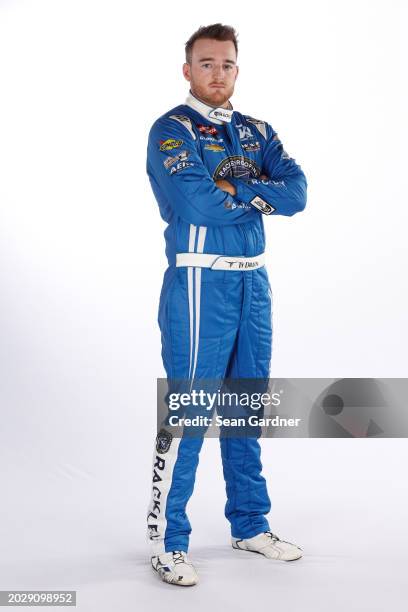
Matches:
[185,23,238,63]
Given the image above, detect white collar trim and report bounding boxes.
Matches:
[185,92,233,124]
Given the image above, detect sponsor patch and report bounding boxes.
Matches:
[156,429,172,454]
[198,124,218,136]
[159,138,183,151]
[242,141,261,152]
[163,150,189,169]
[250,195,275,215]
[208,108,233,122]
[213,155,260,180]
[199,136,224,143]
[224,201,251,210]
[170,161,194,175]
[204,143,225,152]
[235,124,254,140]
[250,178,286,187]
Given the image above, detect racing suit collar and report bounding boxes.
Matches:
[185,91,234,125]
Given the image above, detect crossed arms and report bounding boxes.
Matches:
[147,115,307,227]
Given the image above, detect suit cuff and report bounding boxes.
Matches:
[228,178,276,215]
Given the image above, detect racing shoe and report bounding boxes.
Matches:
[151,550,199,586]
[232,531,303,561]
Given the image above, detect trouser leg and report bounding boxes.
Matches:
[148,267,242,553]
[220,267,273,539]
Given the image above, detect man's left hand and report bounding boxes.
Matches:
[215,179,236,196]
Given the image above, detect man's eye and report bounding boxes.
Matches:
[202,63,211,69]
[224,65,233,70]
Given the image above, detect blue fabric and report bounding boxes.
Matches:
[147,102,307,553]
[147,104,307,266]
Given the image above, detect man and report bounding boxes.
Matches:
[146,24,307,587]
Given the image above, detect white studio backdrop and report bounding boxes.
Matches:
[0,0,407,610]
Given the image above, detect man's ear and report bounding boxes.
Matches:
[182,63,191,82]
[235,65,239,81]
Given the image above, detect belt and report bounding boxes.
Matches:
[176,252,265,271]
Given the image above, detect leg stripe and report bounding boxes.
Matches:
[148,438,181,556]
[187,224,197,379]
[196,226,207,254]
[148,225,207,554]
[187,267,194,379]
[188,224,197,252]
[190,267,201,383]
[190,226,206,384]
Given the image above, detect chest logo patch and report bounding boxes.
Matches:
[204,143,225,152]
[235,124,254,140]
[242,141,261,152]
[213,156,261,180]
[197,124,218,136]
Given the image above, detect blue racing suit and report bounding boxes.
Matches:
[146,92,307,555]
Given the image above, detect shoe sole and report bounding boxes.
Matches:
[151,564,198,587]
[232,545,302,562]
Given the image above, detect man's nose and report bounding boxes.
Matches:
[212,64,224,78]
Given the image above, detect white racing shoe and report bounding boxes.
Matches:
[232,531,303,561]
[151,550,199,586]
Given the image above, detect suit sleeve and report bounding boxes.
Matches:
[147,116,258,227]
[228,123,307,217]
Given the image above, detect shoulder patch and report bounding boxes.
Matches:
[245,116,268,140]
[169,114,196,141]
[159,138,183,151]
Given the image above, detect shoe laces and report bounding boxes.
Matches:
[265,531,280,543]
[172,551,186,565]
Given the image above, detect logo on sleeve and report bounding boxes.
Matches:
[159,138,183,151]
[156,429,173,454]
[163,150,190,169]
[170,161,194,175]
[250,196,275,215]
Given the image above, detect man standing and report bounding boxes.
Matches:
[146,24,307,586]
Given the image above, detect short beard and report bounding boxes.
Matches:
[190,82,234,108]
